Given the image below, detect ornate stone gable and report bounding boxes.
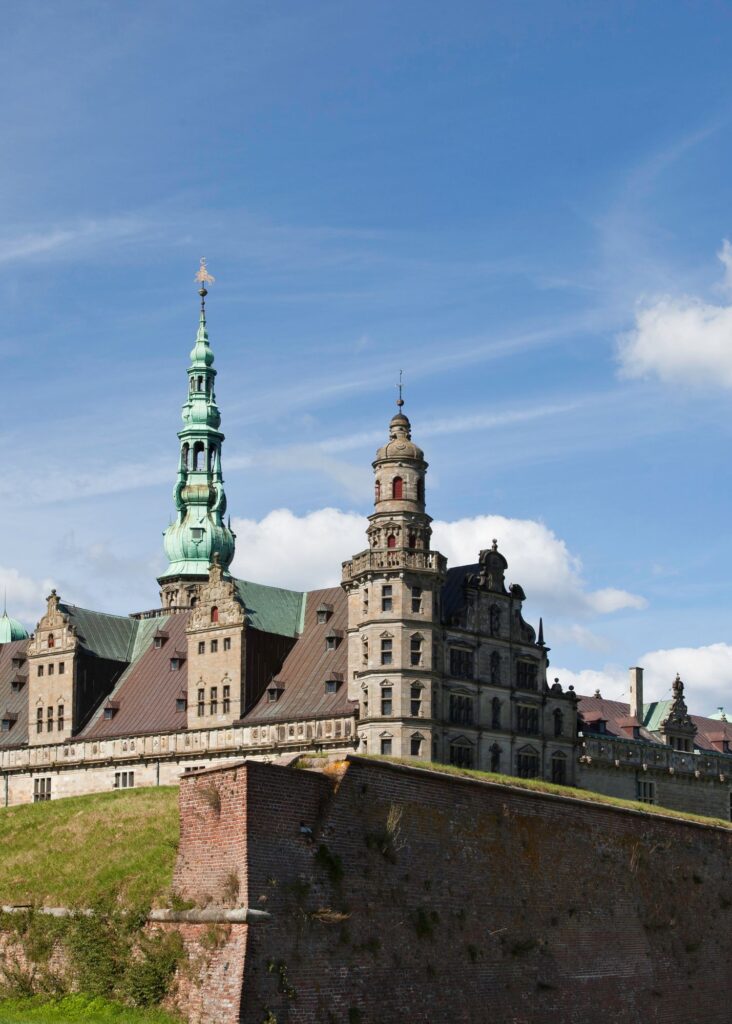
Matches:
[27,590,78,656]
[662,674,697,737]
[186,557,245,633]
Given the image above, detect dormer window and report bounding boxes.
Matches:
[325,628,343,651]
[325,679,339,694]
[169,656,184,671]
[11,657,24,670]
[103,701,119,720]
[153,629,168,650]
[316,603,333,625]
[176,692,187,712]
[1,712,18,732]
[267,686,282,703]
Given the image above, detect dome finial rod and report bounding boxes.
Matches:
[396,368,404,409]
[194,257,215,322]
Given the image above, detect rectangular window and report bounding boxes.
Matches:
[37,665,44,677]
[381,585,393,612]
[325,680,338,694]
[410,685,422,716]
[381,638,393,665]
[410,637,422,667]
[325,636,337,650]
[176,697,187,712]
[551,755,567,785]
[449,743,473,769]
[58,662,65,675]
[198,641,205,655]
[197,688,205,717]
[210,639,218,654]
[170,658,181,671]
[210,687,218,714]
[363,589,369,615]
[381,687,393,716]
[33,777,51,802]
[57,705,64,731]
[380,737,392,755]
[48,664,54,676]
[516,706,539,735]
[114,771,135,790]
[36,708,43,734]
[222,685,230,713]
[410,736,422,756]
[516,661,539,691]
[46,707,54,732]
[636,780,656,805]
[449,648,474,680]
[516,750,540,779]
[223,637,231,652]
[449,694,474,726]
[411,587,422,614]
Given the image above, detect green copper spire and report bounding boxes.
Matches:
[159,261,236,591]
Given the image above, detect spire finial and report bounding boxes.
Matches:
[194,257,215,318]
[396,369,404,410]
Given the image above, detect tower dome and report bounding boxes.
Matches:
[0,610,29,643]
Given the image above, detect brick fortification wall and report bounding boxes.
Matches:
[174,758,732,1024]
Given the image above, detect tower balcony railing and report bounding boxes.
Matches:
[343,548,447,580]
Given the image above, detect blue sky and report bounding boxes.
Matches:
[4,0,732,710]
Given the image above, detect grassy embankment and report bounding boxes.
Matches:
[0,788,181,1023]
[0,787,179,908]
[351,754,732,830]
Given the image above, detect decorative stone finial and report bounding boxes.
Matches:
[194,257,215,317]
[492,539,498,552]
[396,369,404,410]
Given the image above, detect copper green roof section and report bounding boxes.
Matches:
[0,612,29,643]
[643,701,673,733]
[234,579,306,638]
[60,605,138,662]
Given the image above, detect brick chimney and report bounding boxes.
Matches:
[629,666,644,722]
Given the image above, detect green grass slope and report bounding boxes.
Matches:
[0,995,180,1023]
[0,788,179,908]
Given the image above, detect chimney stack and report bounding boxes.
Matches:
[629,666,644,722]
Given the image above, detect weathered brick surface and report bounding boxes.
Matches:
[174,757,732,1024]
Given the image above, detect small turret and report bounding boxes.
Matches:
[158,261,236,609]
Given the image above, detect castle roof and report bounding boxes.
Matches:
[577,694,732,754]
[0,639,30,748]
[0,612,29,644]
[233,578,305,638]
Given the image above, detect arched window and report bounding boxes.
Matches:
[181,443,190,470]
[551,751,567,785]
[47,633,55,649]
[392,476,403,500]
[408,533,416,549]
[553,709,564,737]
[190,597,197,609]
[197,375,204,392]
[210,606,219,624]
[375,479,381,502]
[417,478,424,502]
[387,534,396,549]
[209,446,217,472]
[193,442,204,470]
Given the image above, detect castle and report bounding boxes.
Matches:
[1,266,730,819]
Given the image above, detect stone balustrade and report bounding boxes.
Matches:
[342,548,447,580]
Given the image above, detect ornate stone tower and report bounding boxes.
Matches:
[342,392,447,760]
[158,261,236,609]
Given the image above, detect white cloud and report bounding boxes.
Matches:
[618,240,732,388]
[0,565,55,628]
[555,642,732,715]
[231,508,646,619]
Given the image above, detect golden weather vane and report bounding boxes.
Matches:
[194,257,215,287]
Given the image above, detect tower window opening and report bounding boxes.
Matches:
[381,586,393,612]
[380,638,393,665]
[36,708,43,734]
[197,375,204,392]
[417,478,424,502]
[375,480,381,502]
[410,636,422,667]
[193,442,204,470]
[47,634,55,649]
[209,446,216,471]
[411,587,422,613]
[197,688,205,716]
[381,687,393,715]
[182,443,190,470]
[387,534,396,549]
[211,606,219,623]
[210,687,218,714]
[392,477,403,500]
[223,685,231,714]
[47,706,54,732]
[408,534,416,549]
[410,685,422,716]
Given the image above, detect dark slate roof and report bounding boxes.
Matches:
[234,579,305,639]
[242,587,356,724]
[60,604,139,662]
[441,564,479,623]
[80,613,190,739]
[0,640,30,747]
[578,694,732,752]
